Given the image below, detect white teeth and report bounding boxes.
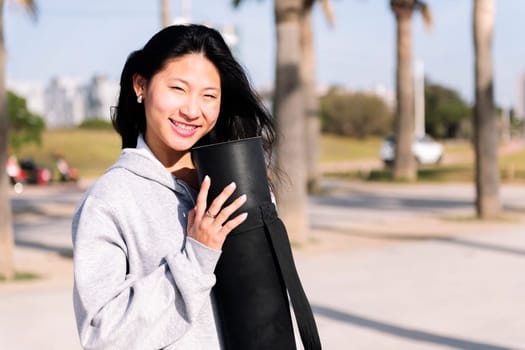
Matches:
[173,121,197,131]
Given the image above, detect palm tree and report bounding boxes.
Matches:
[0,0,37,279]
[233,0,334,192]
[273,0,309,242]
[390,0,431,181]
[301,0,333,193]
[161,0,170,27]
[473,0,499,218]
[232,0,332,240]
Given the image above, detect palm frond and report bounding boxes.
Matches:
[320,0,335,27]
[232,0,265,9]
[390,0,413,9]
[415,0,432,30]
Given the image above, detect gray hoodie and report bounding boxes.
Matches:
[72,138,224,349]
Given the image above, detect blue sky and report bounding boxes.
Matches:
[6,0,525,109]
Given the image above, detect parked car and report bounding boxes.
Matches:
[380,134,444,166]
[19,159,52,185]
[6,157,52,186]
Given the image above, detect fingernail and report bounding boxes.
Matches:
[229,181,236,188]
[240,212,248,220]
[240,194,247,202]
[204,175,210,182]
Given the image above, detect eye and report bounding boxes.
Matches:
[171,86,185,92]
[204,94,217,99]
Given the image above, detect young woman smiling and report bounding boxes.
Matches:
[72,24,280,349]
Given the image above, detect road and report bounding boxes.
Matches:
[1,179,525,349]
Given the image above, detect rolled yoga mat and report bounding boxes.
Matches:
[191,137,321,350]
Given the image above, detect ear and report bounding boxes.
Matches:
[132,74,147,97]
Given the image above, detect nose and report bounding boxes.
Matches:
[180,95,200,120]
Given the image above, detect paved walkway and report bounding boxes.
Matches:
[1,180,524,349]
[296,228,525,350]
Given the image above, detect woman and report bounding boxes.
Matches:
[72,24,278,349]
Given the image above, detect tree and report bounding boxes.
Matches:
[390,0,431,181]
[161,0,170,28]
[424,82,471,139]
[273,0,309,243]
[232,0,333,193]
[232,0,332,241]
[320,88,393,138]
[0,0,37,279]
[300,0,333,193]
[8,91,45,154]
[473,0,499,218]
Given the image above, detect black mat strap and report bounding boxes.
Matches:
[260,203,322,350]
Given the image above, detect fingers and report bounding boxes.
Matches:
[219,212,248,235]
[213,193,249,237]
[188,176,249,250]
[195,176,242,223]
[195,175,211,218]
[206,181,237,218]
[195,176,237,219]
[214,193,247,224]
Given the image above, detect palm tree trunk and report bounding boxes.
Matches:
[0,0,15,279]
[300,0,320,194]
[274,0,309,243]
[392,6,417,181]
[161,0,170,28]
[473,0,500,218]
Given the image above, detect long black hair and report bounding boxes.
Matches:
[112,24,276,168]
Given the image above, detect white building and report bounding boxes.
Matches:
[8,75,120,128]
[7,80,46,116]
[44,77,86,128]
[85,75,120,121]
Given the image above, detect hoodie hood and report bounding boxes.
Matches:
[107,135,196,197]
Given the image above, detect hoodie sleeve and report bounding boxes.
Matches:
[72,195,221,350]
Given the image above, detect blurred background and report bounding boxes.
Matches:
[4,0,525,183]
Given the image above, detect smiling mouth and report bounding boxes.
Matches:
[169,118,200,136]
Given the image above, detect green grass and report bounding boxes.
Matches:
[16,128,121,178]
[325,165,475,183]
[320,134,382,162]
[442,140,474,156]
[13,129,525,183]
[18,130,385,179]
[500,149,525,181]
[328,161,525,184]
[0,271,40,282]
[365,165,475,183]
[320,134,525,183]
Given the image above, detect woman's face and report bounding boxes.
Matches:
[134,53,221,162]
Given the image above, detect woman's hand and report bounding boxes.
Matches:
[187,175,248,250]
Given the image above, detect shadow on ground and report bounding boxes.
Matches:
[313,225,525,258]
[312,304,513,350]
[15,239,73,258]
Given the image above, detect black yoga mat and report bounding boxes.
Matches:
[191,137,321,350]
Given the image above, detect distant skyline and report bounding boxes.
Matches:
[6,0,525,110]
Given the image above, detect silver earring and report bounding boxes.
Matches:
[137,94,143,104]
